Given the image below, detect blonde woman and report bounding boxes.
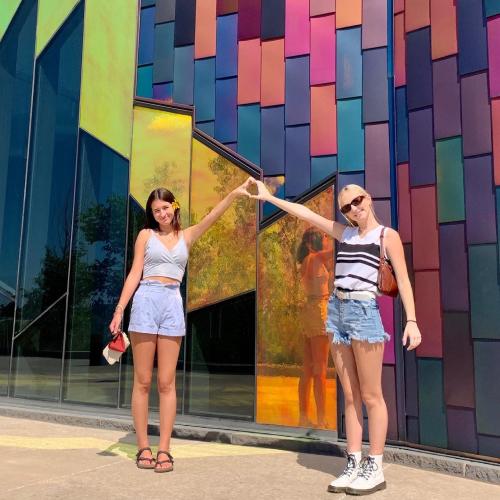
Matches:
[247,179,421,496]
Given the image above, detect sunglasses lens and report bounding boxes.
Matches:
[340,204,351,215]
[351,195,364,207]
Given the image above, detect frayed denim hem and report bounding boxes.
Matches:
[329,331,391,345]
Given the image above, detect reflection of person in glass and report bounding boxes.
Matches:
[247,179,421,496]
[109,180,251,472]
[296,228,332,428]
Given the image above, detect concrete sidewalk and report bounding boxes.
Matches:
[1,416,499,500]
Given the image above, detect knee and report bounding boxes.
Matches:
[134,375,152,394]
[342,388,361,407]
[157,378,175,396]
[361,390,385,409]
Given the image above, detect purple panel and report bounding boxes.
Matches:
[362,0,387,49]
[443,312,475,408]
[285,56,310,126]
[433,57,461,140]
[409,109,436,186]
[365,123,390,198]
[404,349,418,417]
[238,0,261,41]
[372,199,392,228]
[362,48,389,123]
[447,408,478,454]
[439,224,469,311]
[407,28,433,111]
[478,434,500,458]
[382,365,398,441]
[464,156,497,244]
[461,73,492,157]
[407,416,420,443]
[285,125,310,197]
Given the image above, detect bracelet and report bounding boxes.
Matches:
[406,319,417,323]
[115,304,124,314]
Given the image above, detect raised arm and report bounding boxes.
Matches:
[248,179,347,241]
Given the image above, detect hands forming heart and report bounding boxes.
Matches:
[233,177,273,201]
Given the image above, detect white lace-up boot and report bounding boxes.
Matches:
[345,455,386,496]
[327,451,361,493]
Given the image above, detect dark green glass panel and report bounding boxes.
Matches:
[0,291,15,395]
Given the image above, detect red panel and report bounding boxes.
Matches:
[311,85,337,155]
[238,39,261,104]
[310,14,335,85]
[261,39,285,107]
[310,0,335,16]
[488,17,500,98]
[395,13,406,87]
[195,0,217,59]
[217,0,238,15]
[493,99,500,186]
[336,0,361,28]
[394,0,405,14]
[405,0,430,32]
[285,0,310,57]
[411,186,440,270]
[415,271,443,358]
[430,0,457,60]
[397,163,412,243]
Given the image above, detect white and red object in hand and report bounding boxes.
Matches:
[102,330,130,365]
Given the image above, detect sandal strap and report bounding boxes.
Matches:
[156,450,174,464]
[136,447,153,459]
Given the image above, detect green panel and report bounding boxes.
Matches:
[485,0,500,17]
[35,0,80,56]
[497,188,500,272]
[337,98,365,172]
[436,137,465,222]
[418,359,448,449]
[0,0,22,43]
[136,65,153,98]
[469,244,500,339]
[237,104,260,166]
[79,0,138,158]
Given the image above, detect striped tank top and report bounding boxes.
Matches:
[334,225,385,294]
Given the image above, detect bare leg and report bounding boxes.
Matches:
[298,337,313,426]
[330,344,363,453]
[130,333,157,462]
[310,335,330,427]
[156,335,182,468]
[352,340,387,455]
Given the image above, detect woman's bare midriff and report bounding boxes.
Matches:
[143,276,180,285]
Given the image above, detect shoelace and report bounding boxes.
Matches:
[357,456,379,480]
[340,452,357,478]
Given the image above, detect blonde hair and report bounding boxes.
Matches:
[337,184,380,227]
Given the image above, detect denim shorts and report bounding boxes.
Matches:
[325,294,390,345]
[128,280,185,336]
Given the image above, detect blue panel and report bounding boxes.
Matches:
[457,0,488,75]
[396,87,408,163]
[478,434,500,458]
[408,108,436,186]
[153,82,173,100]
[285,125,310,197]
[362,48,388,123]
[174,0,195,47]
[196,121,215,136]
[238,104,261,165]
[138,6,155,66]
[406,28,432,111]
[141,0,155,6]
[215,77,237,143]
[337,98,365,172]
[156,0,176,23]
[404,349,419,417]
[173,45,194,105]
[336,27,362,99]
[261,106,285,175]
[285,56,310,126]
[474,341,500,436]
[137,65,153,98]
[311,156,337,186]
[194,58,216,122]
[262,0,285,40]
[153,21,175,83]
[216,14,238,78]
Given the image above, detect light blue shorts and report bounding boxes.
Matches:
[128,280,185,337]
[325,295,390,345]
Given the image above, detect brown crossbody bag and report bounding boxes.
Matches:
[378,227,398,297]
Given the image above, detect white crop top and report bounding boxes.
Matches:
[143,231,188,282]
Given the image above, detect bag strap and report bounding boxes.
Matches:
[379,227,386,261]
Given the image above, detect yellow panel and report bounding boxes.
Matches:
[130,105,192,227]
[79,0,138,158]
[0,0,22,42]
[187,139,257,312]
[257,186,337,430]
[35,0,80,56]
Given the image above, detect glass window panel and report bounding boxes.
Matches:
[0,291,15,395]
[63,131,128,406]
[257,186,337,430]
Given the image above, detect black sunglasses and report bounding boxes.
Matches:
[340,195,365,215]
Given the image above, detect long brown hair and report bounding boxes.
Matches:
[144,188,181,233]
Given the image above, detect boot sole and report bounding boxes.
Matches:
[327,485,347,493]
[345,481,387,496]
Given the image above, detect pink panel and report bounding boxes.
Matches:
[310,0,335,16]
[395,13,406,87]
[362,0,387,49]
[397,164,412,243]
[311,85,337,155]
[238,39,261,104]
[195,0,217,59]
[405,0,430,32]
[310,15,336,85]
[394,0,405,14]
[261,39,285,107]
[430,0,457,60]
[488,17,500,98]
[411,186,440,270]
[378,295,395,364]
[285,0,310,57]
[415,271,443,358]
[492,99,500,185]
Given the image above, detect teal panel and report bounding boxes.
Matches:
[194,57,215,122]
[311,156,337,185]
[485,0,500,16]
[237,104,260,166]
[337,98,365,172]
[436,137,465,222]
[136,65,153,98]
[469,244,500,339]
[418,359,448,449]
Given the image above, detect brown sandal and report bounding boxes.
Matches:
[135,447,156,469]
[154,450,174,473]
